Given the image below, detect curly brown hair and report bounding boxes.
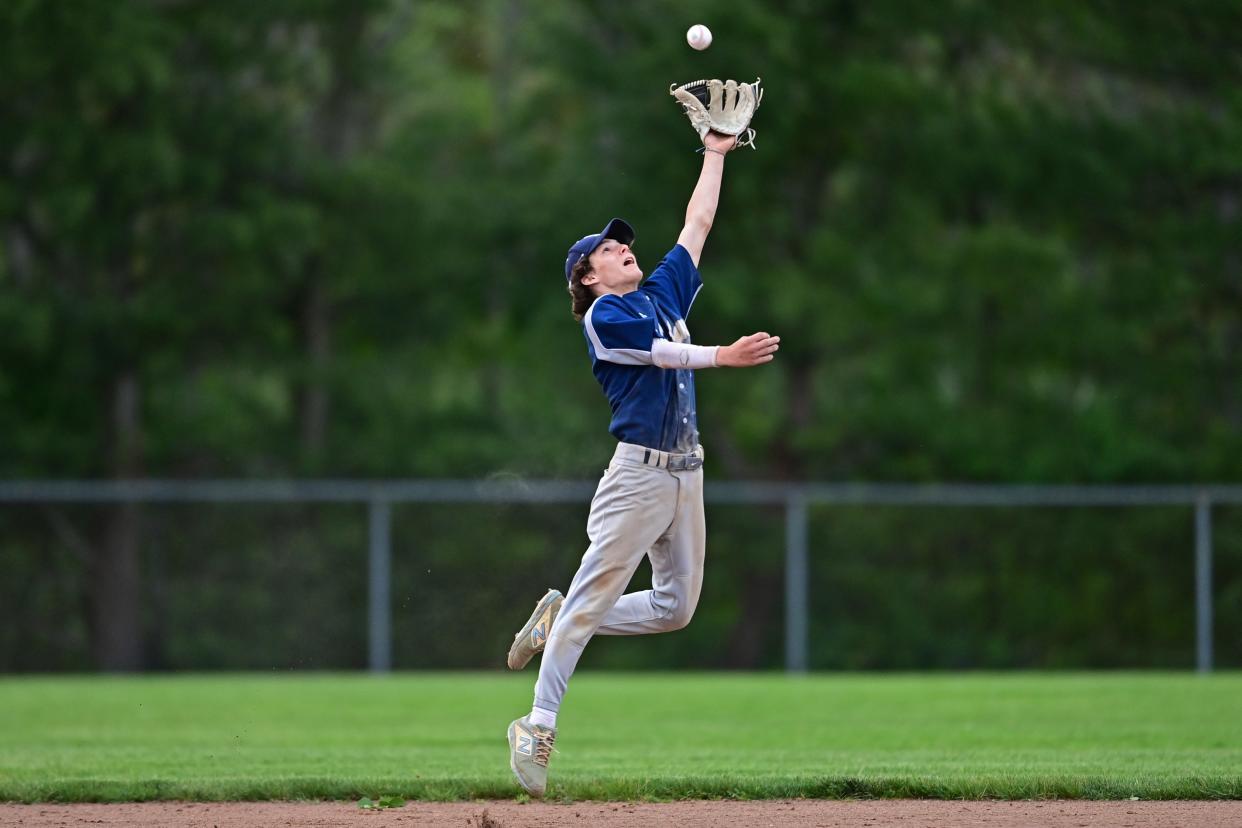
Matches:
[567,254,597,322]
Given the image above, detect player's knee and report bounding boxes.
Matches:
[667,606,694,630]
[652,584,698,631]
[663,597,697,631]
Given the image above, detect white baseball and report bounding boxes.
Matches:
[686,24,712,51]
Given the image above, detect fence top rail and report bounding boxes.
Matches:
[1,480,1241,506]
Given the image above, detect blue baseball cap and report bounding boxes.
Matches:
[564,217,635,283]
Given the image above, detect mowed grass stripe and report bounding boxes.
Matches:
[0,673,1238,802]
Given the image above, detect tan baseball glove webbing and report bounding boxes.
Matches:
[669,77,763,149]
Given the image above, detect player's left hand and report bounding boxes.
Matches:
[670,78,763,149]
[703,131,737,154]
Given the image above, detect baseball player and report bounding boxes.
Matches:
[505,126,779,797]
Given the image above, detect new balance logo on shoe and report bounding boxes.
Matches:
[517,730,533,756]
[507,589,563,671]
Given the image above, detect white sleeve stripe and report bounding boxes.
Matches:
[687,282,704,314]
[583,299,654,366]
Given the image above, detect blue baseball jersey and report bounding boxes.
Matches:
[581,244,704,453]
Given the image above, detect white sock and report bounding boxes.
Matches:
[529,706,557,730]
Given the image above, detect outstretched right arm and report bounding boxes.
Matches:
[649,332,780,369]
[587,296,778,370]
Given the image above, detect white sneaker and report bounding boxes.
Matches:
[506,588,563,670]
[507,716,556,797]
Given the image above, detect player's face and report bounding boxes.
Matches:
[583,239,642,295]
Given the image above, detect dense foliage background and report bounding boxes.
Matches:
[2,0,1240,671]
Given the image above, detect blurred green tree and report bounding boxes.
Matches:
[1,0,1240,670]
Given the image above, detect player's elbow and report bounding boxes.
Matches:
[686,208,714,233]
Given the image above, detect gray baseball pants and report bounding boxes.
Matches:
[532,441,706,714]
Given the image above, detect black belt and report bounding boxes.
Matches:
[640,447,703,471]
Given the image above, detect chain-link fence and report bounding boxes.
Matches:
[1,480,1236,674]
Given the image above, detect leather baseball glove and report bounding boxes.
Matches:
[669,77,763,149]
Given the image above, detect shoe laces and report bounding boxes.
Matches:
[532,728,556,768]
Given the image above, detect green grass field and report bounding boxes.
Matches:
[0,673,1239,802]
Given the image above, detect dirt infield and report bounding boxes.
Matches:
[3,800,1241,827]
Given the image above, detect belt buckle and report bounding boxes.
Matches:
[670,454,702,472]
